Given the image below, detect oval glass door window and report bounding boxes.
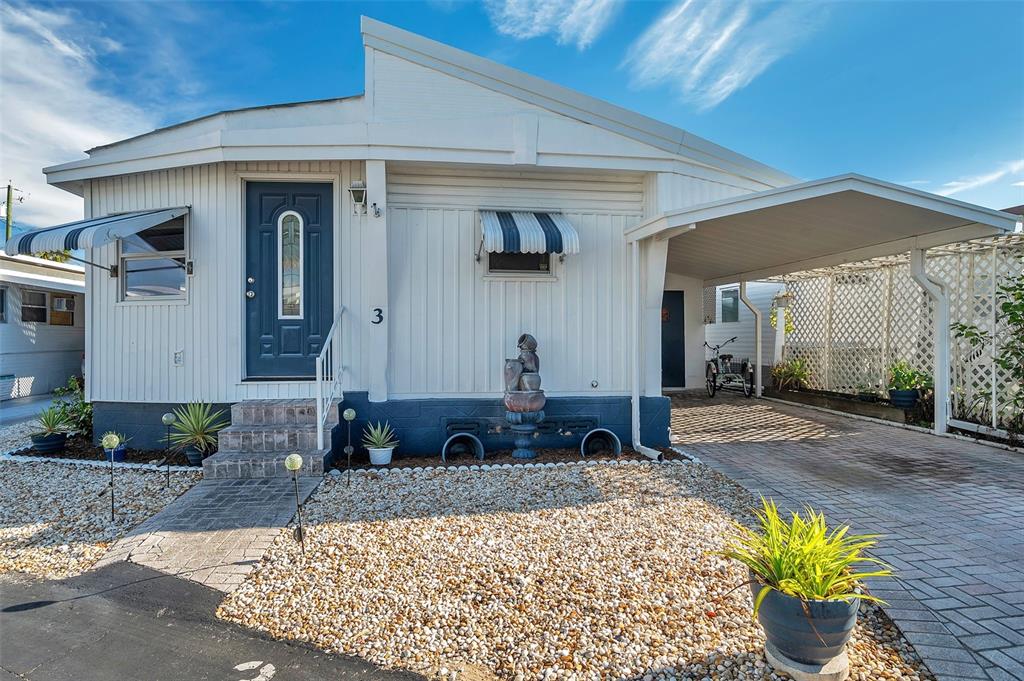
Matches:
[278,211,303,318]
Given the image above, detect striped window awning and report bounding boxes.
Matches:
[3,207,189,256]
[480,210,580,255]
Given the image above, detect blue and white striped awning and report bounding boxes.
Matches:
[3,207,189,256]
[480,210,580,255]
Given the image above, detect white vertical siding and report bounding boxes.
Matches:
[387,166,641,396]
[705,282,782,367]
[85,161,368,404]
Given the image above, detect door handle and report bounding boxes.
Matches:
[246,290,255,299]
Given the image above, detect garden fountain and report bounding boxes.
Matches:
[504,333,546,459]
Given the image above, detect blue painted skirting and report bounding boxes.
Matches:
[92,401,232,450]
[333,393,670,458]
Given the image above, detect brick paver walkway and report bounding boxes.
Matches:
[670,394,1024,681]
[98,477,321,592]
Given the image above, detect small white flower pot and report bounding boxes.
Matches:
[368,447,394,466]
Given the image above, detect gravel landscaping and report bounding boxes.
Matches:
[0,459,201,578]
[218,462,934,680]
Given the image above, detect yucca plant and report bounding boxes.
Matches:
[362,421,399,449]
[169,403,229,454]
[722,498,892,616]
[35,406,70,435]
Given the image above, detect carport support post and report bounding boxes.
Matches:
[910,248,950,434]
[739,282,763,397]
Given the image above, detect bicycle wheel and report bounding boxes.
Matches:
[705,365,717,397]
[742,362,754,398]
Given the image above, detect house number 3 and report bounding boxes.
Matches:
[371,308,384,324]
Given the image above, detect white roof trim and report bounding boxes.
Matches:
[360,17,795,188]
[0,269,85,294]
[628,173,1019,243]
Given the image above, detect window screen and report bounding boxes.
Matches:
[488,252,551,274]
[721,288,739,323]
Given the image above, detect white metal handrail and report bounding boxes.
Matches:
[315,306,345,450]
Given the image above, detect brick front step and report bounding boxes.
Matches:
[230,399,338,427]
[218,424,322,452]
[202,450,327,478]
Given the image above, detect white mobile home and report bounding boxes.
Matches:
[6,19,1016,470]
[0,254,85,400]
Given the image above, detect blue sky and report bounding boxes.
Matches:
[1,0,1022,229]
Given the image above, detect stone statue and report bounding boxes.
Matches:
[504,333,545,458]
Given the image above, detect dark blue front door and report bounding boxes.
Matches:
[245,182,333,378]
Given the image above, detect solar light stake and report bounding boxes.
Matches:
[284,453,305,554]
[343,408,356,487]
[161,412,176,487]
[109,454,115,521]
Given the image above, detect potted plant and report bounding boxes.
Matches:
[887,360,931,409]
[31,407,70,454]
[100,431,130,462]
[363,421,399,465]
[722,499,891,670]
[169,402,229,466]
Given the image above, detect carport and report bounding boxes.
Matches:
[626,173,1020,457]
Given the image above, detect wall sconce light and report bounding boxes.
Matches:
[371,202,382,218]
[348,180,367,215]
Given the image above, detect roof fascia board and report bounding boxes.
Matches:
[628,173,1020,242]
[701,223,1009,287]
[360,17,795,188]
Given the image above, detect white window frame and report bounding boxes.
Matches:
[21,289,48,324]
[720,287,739,323]
[50,294,75,326]
[118,212,190,303]
[277,210,304,319]
[483,252,558,282]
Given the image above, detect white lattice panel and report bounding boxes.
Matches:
[783,238,1023,429]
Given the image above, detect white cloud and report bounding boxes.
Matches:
[0,4,157,229]
[1013,181,1024,188]
[936,160,1024,197]
[484,0,620,50]
[624,0,825,110]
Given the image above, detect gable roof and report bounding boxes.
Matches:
[42,17,794,191]
[360,18,794,187]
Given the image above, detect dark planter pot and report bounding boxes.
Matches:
[31,432,68,455]
[888,388,920,410]
[751,579,859,666]
[104,444,127,462]
[184,447,205,467]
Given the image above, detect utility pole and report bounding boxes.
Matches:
[3,182,26,242]
[5,182,12,242]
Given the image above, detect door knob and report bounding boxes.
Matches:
[246,290,255,299]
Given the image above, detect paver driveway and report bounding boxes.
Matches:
[670,393,1024,681]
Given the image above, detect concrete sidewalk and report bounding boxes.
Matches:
[0,562,420,681]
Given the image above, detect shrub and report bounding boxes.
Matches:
[169,403,229,455]
[54,376,92,437]
[771,358,811,391]
[721,498,892,615]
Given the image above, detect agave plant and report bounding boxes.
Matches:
[169,403,229,454]
[362,421,399,449]
[35,406,69,436]
[721,498,892,616]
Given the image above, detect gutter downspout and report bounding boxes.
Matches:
[739,281,763,397]
[910,248,950,435]
[631,239,665,462]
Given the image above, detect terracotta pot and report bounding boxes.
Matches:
[519,372,542,391]
[504,390,546,413]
